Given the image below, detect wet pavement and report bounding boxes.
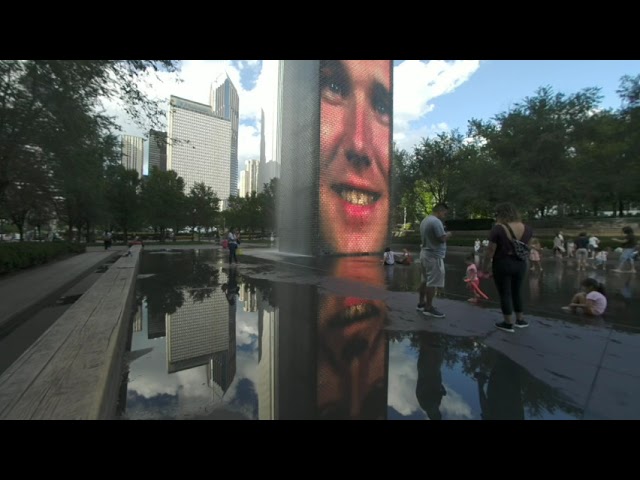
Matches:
[118,248,640,420]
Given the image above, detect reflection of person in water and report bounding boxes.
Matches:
[415,333,446,420]
[221,266,240,306]
[319,60,392,254]
[474,354,524,420]
[317,257,388,419]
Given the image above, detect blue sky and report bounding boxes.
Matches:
[418,60,636,136]
[112,60,640,174]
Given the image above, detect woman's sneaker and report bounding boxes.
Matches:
[423,307,446,318]
[416,303,425,312]
[514,319,529,328]
[495,321,515,333]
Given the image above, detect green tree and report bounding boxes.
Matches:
[186,182,220,241]
[259,177,278,234]
[142,168,186,242]
[3,147,52,241]
[469,86,602,217]
[105,163,141,243]
[413,130,473,217]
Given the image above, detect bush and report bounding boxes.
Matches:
[0,242,86,275]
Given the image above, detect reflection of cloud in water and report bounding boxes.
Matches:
[440,384,473,419]
[236,313,258,347]
[388,338,474,420]
[388,340,422,416]
[225,349,257,395]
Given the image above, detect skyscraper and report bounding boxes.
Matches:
[211,76,239,197]
[148,129,167,173]
[121,135,145,179]
[167,95,232,201]
[247,159,259,195]
[239,170,247,198]
[258,109,267,193]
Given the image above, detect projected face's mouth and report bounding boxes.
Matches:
[329,301,381,328]
[331,184,381,207]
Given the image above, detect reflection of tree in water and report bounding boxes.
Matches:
[393,331,582,419]
[137,251,221,317]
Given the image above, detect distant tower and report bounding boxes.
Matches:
[121,135,145,179]
[148,129,167,173]
[211,75,240,197]
[258,109,267,193]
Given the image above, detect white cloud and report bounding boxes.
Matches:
[393,122,450,153]
[387,340,424,417]
[387,338,476,420]
[441,384,474,419]
[393,60,481,150]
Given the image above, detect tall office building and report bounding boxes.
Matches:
[121,135,145,179]
[167,95,232,201]
[246,159,259,196]
[239,170,247,198]
[211,76,239,197]
[257,109,267,193]
[148,129,167,173]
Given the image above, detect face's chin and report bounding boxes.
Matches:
[320,180,389,254]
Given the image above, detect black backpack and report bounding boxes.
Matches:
[501,223,530,261]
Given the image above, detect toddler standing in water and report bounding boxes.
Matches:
[464,254,487,303]
[529,237,543,273]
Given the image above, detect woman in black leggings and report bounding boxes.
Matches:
[482,203,533,333]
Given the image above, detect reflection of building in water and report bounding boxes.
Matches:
[133,303,143,332]
[240,284,257,312]
[166,272,236,399]
[257,293,278,420]
[142,299,166,339]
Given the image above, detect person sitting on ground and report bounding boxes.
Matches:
[562,278,607,316]
[382,247,395,265]
[394,248,413,265]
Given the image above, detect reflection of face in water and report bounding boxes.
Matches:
[319,60,392,254]
[317,258,388,419]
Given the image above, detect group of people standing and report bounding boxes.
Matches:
[416,203,620,332]
[417,202,532,332]
[553,228,637,273]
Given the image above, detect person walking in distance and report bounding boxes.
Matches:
[482,203,533,333]
[417,203,451,318]
[227,228,240,265]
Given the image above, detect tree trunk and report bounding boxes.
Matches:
[619,199,624,217]
[67,223,73,242]
[17,223,24,242]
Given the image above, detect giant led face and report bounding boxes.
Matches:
[319,60,392,254]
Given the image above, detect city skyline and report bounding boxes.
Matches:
[109,60,640,178]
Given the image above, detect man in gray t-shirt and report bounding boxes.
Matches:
[418,203,451,318]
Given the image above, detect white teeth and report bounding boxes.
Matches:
[340,189,375,206]
[344,304,369,320]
